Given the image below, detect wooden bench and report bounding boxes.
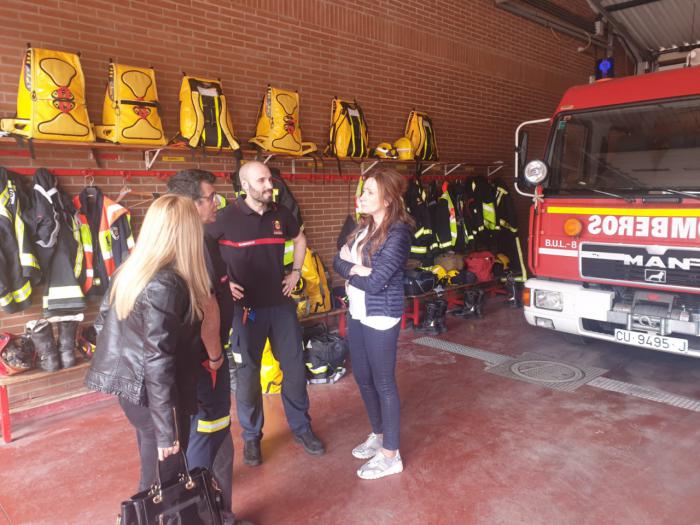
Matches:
[299,307,348,338]
[401,281,499,329]
[0,361,90,443]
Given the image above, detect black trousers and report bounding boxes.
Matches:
[232,300,311,441]
[119,398,191,492]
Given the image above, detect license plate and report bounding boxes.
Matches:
[614,329,689,353]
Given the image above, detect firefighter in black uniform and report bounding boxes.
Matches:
[207,161,325,467]
[167,170,244,525]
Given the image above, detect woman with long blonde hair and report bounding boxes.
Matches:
[86,194,211,491]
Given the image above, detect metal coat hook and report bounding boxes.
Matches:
[361,160,379,176]
[116,177,131,203]
[487,161,504,178]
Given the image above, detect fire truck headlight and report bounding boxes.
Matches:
[534,290,563,311]
[524,160,548,185]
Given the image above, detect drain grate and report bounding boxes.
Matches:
[485,353,608,392]
[588,376,700,412]
[412,336,510,366]
[413,337,700,411]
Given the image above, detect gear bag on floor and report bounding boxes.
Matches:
[94,61,166,145]
[465,251,495,283]
[261,339,282,394]
[1,46,94,142]
[305,332,348,384]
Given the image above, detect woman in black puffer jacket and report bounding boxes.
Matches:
[334,168,414,480]
[85,194,210,491]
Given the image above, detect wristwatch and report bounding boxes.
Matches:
[292,268,302,274]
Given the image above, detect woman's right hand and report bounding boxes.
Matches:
[158,441,180,461]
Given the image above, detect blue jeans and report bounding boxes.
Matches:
[347,317,401,451]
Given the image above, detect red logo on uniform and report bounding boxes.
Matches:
[273,220,283,235]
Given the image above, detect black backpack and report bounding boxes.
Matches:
[304,332,349,384]
[403,269,437,296]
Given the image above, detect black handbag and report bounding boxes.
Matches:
[118,422,224,524]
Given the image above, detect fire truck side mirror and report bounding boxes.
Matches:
[516,130,529,183]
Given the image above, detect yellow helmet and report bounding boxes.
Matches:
[446,269,460,285]
[393,137,414,160]
[421,264,447,283]
[495,253,510,270]
[374,142,397,159]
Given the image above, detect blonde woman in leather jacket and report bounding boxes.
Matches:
[85,194,211,491]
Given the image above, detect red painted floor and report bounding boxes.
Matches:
[2,299,700,525]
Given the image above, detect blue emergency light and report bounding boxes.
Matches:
[596,57,614,79]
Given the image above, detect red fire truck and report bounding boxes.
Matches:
[515,66,700,357]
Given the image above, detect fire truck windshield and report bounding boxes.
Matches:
[546,97,700,194]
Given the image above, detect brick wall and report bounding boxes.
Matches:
[0,0,605,335]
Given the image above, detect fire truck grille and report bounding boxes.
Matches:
[580,243,700,290]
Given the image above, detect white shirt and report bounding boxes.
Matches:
[347,228,401,330]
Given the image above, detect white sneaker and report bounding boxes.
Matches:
[352,433,383,459]
[357,451,403,480]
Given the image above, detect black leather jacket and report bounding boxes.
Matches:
[85,268,198,447]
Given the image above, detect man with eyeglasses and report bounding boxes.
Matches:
[167,169,247,525]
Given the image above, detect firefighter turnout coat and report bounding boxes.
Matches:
[74,187,134,296]
[31,168,86,314]
[0,168,40,313]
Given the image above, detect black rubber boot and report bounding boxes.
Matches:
[28,320,60,372]
[473,290,485,318]
[57,321,78,368]
[434,299,448,333]
[505,272,523,308]
[453,290,484,319]
[418,301,441,334]
[243,439,262,467]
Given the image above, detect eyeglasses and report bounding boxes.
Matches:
[198,192,218,204]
